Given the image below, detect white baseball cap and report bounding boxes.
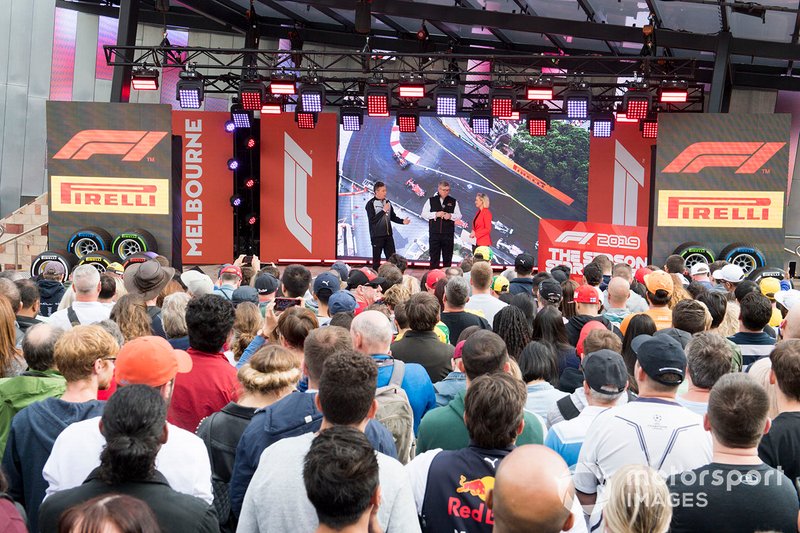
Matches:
[712,264,745,283]
[690,263,710,276]
[775,289,800,311]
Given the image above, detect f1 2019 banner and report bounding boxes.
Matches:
[172,112,233,265]
[652,114,790,268]
[46,102,174,261]
[538,219,649,276]
[260,113,337,262]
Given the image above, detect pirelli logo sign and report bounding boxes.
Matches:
[658,190,784,228]
[51,176,170,214]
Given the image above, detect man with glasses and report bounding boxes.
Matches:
[2,325,117,532]
[422,181,462,270]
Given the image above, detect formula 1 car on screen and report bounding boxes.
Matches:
[492,220,514,235]
[405,179,425,197]
[497,238,524,257]
[392,152,410,169]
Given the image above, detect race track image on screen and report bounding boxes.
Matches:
[338,116,589,265]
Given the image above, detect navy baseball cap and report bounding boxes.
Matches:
[330,261,350,283]
[582,349,628,394]
[313,272,341,296]
[631,334,686,385]
[328,290,357,315]
[254,274,279,295]
[232,286,259,306]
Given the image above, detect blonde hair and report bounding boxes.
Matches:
[748,358,780,419]
[0,295,22,376]
[476,193,490,208]
[401,274,420,296]
[237,344,301,395]
[161,292,191,338]
[58,286,76,311]
[110,294,152,342]
[232,302,262,361]
[717,301,741,338]
[382,284,411,309]
[668,274,692,309]
[603,464,672,533]
[55,325,119,382]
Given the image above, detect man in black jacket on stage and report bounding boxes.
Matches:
[365,181,410,270]
[422,181,462,270]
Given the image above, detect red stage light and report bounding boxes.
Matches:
[270,81,296,95]
[398,115,418,133]
[641,120,658,139]
[247,215,257,225]
[528,119,548,136]
[245,178,256,188]
[296,111,317,129]
[614,111,638,123]
[367,94,389,117]
[499,111,520,121]
[660,90,688,103]
[261,103,282,114]
[625,98,649,120]
[246,138,256,149]
[131,77,158,91]
[398,84,425,98]
[526,87,553,100]
[491,97,513,118]
[240,90,263,110]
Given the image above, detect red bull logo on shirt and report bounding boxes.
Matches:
[448,475,496,525]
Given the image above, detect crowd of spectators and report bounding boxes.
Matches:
[0,250,799,533]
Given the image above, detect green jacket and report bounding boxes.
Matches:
[0,370,66,456]
[416,388,544,454]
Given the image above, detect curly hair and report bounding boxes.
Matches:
[111,294,152,342]
[382,285,410,309]
[238,344,302,395]
[492,305,532,361]
[186,294,235,353]
[231,302,262,361]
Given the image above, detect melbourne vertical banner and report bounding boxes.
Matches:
[172,111,234,265]
[46,102,174,260]
[260,113,337,262]
[652,114,790,267]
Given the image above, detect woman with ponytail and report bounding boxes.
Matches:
[39,385,220,533]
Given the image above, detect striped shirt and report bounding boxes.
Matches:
[728,331,775,367]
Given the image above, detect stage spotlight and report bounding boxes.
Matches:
[224,121,235,133]
[227,158,239,171]
[469,110,493,135]
[246,138,256,149]
[366,79,390,117]
[563,84,591,120]
[299,83,325,113]
[231,104,252,129]
[490,86,515,118]
[591,113,614,138]
[416,21,430,41]
[397,109,419,133]
[270,73,296,95]
[176,69,204,109]
[295,110,318,129]
[435,84,459,116]
[240,79,266,111]
[399,75,425,99]
[527,110,550,137]
[641,117,658,139]
[261,95,283,114]
[622,85,651,120]
[340,106,364,131]
[245,178,256,188]
[247,213,258,225]
[526,78,553,100]
[659,79,688,103]
[230,194,243,208]
[131,67,159,90]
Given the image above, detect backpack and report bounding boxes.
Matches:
[375,359,415,465]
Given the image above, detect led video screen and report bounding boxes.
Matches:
[337,115,589,264]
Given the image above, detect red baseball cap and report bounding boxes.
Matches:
[220,265,243,279]
[115,336,193,387]
[577,320,607,357]
[574,284,599,304]
[634,267,652,285]
[426,269,447,290]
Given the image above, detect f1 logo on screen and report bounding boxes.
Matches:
[555,231,594,245]
[662,141,785,174]
[53,129,168,161]
[284,133,314,253]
